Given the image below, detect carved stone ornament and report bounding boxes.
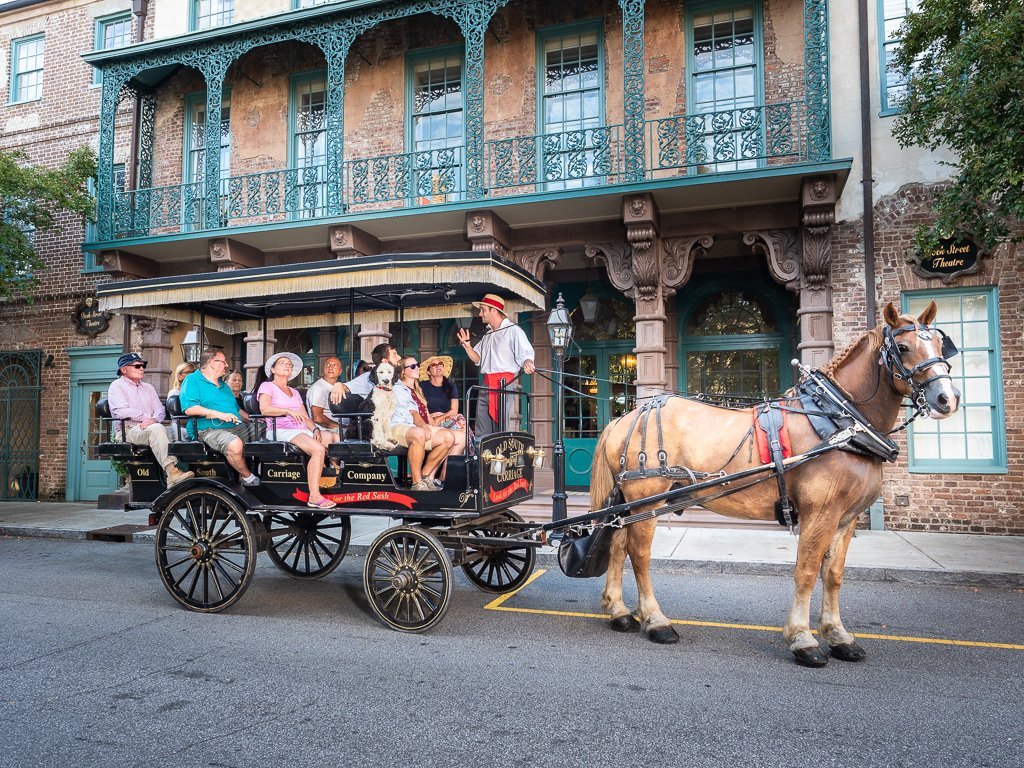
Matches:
[628,229,660,302]
[802,227,833,290]
[585,243,634,297]
[662,235,714,297]
[133,317,156,334]
[209,240,227,260]
[470,214,487,233]
[332,227,350,247]
[508,247,561,282]
[629,196,648,219]
[809,178,830,201]
[743,229,802,291]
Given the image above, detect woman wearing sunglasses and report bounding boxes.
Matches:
[400,356,467,487]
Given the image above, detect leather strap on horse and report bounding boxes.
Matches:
[756,403,797,530]
[616,395,700,485]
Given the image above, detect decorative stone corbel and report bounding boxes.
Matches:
[508,247,561,283]
[209,238,264,271]
[102,250,158,279]
[330,224,380,258]
[466,211,511,259]
[662,235,714,298]
[585,243,634,297]
[743,229,802,292]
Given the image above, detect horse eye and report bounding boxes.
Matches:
[897,344,910,355]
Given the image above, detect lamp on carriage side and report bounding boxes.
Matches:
[546,292,573,524]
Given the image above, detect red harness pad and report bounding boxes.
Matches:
[753,406,792,464]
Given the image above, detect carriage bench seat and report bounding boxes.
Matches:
[241,392,306,460]
[164,395,237,463]
[327,440,408,461]
[95,398,154,460]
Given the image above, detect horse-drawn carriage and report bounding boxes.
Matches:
[96,252,962,665]
[96,252,546,632]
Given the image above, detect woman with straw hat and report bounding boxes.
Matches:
[257,352,339,509]
[419,355,459,424]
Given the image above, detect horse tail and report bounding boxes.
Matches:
[590,421,617,511]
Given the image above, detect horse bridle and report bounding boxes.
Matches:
[879,323,959,419]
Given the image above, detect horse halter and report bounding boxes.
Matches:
[879,323,959,417]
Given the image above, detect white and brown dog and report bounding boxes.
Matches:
[368,360,400,451]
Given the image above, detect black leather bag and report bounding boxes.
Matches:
[557,525,615,579]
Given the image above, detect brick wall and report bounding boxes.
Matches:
[832,183,1024,534]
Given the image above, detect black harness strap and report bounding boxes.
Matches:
[757,403,796,529]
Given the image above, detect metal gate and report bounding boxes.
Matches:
[0,350,42,500]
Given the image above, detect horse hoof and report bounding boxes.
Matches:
[609,615,641,633]
[830,642,867,662]
[647,625,679,645]
[793,646,828,667]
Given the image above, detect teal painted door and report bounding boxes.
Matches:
[563,344,637,488]
[67,347,121,502]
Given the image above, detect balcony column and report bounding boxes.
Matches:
[618,0,646,183]
[804,0,831,160]
[132,91,156,237]
[97,65,128,242]
[243,331,276,391]
[318,29,355,217]
[200,58,230,231]
[798,176,837,367]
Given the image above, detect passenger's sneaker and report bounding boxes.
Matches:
[240,473,260,487]
[411,480,436,492]
[432,478,444,489]
[165,466,195,487]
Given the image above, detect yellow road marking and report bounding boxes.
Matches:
[483,569,1024,651]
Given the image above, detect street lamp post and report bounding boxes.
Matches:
[546,293,573,523]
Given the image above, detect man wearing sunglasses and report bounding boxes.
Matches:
[107,352,195,487]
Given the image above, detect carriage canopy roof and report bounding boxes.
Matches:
[95,251,548,334]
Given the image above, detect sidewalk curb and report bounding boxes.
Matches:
[4,526,1022,589]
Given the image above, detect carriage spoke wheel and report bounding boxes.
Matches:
[155,488,256,613]
[461,511,536,593]
[265,513,351,580]
[363,526,452,633]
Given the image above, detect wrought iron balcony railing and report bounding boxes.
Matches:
[102,104,809,242]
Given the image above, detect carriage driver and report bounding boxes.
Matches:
[179,348,260,486]
[107,352,194,487]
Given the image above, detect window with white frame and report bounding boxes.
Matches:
[185,93,231,227]
[93,14,132,86]
[879,0,919,114]
[291,73,327,218]
[905,289,1007,473]
[409,48,464,204]
[192,0,233,31]
[10,35,45,103]
[538,22,604,190]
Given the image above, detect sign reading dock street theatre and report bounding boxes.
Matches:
[908,236,986,284]
[73,296,112,337]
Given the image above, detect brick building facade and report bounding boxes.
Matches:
[1,0,1019,533]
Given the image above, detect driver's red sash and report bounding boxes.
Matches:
[484,372,514,423]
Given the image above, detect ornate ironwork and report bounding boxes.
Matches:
[619,0,646,183]
[804,0,831,161]
[0,351,41,501]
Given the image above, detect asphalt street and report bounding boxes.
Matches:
[0,536,1021,768]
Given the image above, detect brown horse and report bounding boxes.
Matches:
[589,302,960,666]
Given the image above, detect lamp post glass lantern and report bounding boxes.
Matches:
[546,293,573,523]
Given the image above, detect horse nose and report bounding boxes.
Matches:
[935,392,951,413]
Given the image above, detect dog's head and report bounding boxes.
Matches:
[369,360,397,389]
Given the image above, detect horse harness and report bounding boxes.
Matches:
[607,327,957,533]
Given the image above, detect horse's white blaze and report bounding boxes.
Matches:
[926,363,960,418]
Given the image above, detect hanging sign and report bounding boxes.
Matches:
[907,236,985,284]
[73,296,112,337]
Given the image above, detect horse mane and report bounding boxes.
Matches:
[819,324,885,380]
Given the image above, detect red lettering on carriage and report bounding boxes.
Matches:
[291,489,415,509]
[488,477,529,503]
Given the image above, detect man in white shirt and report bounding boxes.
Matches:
[329,343,402,402]
[307,356,343,433]
[456,293,535,435]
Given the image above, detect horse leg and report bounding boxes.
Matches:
[819,519,867,662]
[627,518,679,644]
[784,515,837,667]
[600,527,639,632]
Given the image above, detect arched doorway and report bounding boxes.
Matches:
[677,275,795,404]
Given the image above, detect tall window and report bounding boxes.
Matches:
[10,35,44,103]
[905,289,1007,473]
[408,48,464,204]
[687,3,762,171]
[93,14,131,85]
[184,93,231,227]
[879,0,919,114]
[291,73,327,218]
[192,0,233,31]
[538,23,604,189]
[294,0,331,7]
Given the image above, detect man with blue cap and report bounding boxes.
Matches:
[107,352,194,487]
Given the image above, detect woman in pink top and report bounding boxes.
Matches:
[257,352,339,509]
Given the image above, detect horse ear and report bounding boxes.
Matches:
[882,302,901,328]
[917,300,938,326]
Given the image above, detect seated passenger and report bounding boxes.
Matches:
[226,369,245,409]
[307,356,343,435]
[167,361,195,397]
[401,356,465,487]
[179,349,260,487]
[329,343,401,403]
[392,359,455,491]
[107,352,194,487]
[257,352,339,510]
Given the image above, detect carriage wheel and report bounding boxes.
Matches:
[265,512,351,580]
[362,526,453,633]
[155,487,257,613]
[461,510,536,594]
